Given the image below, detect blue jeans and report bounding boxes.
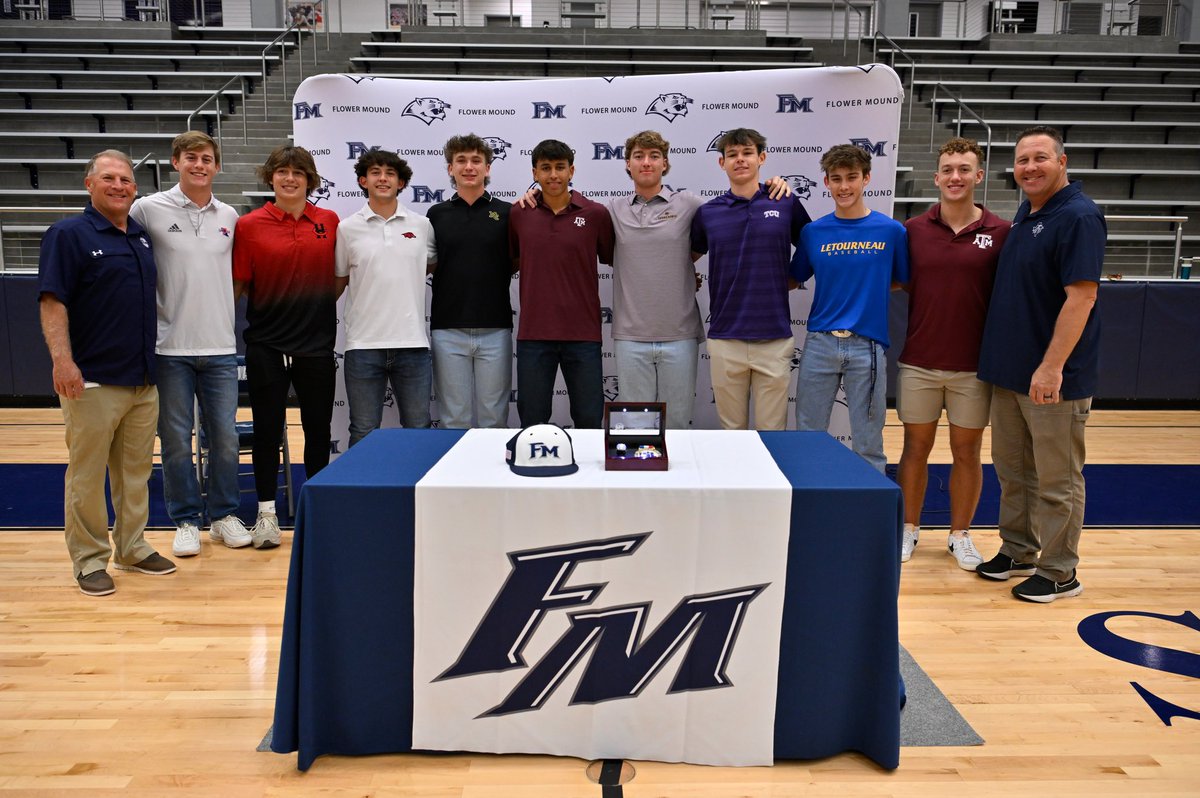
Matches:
[614,338,698,429]
[795,331,888,473]
[516,340,603,428]
[156,354,239,525]
[431,328,513,429]
[344,347,432,446]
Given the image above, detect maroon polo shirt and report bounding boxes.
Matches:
[509,190,615,342]
[900,203,1010,372]
[233,200,339,356]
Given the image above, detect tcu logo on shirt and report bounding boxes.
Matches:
[763,210,781,219]
[973,233,993,250]
[574,217,586,227]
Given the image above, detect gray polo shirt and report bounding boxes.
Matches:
[607,189,706,343]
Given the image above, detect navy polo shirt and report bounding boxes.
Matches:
[977,181,1104,399]
[38,203,158,386]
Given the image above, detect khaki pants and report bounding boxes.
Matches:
[990,386,1090,582]
[61,383,159,577]
[706,337,794,431]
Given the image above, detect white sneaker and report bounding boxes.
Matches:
[210,515,253,549]
[172,522,201,557]
[252,512,281,550]
[901,524,919,563]
[948,531,984,571]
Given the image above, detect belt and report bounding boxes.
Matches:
[828,329,853,338]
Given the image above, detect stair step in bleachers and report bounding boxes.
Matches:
[359,39,814,62]
[0,70,262,92]
[0,52,278,69]
[913,79,1200,102]
[350,55,822,77]
[0,88,243,113]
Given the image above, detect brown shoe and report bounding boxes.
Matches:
[114,552,177,575]
[77,570,115,596]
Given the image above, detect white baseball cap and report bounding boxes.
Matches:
[505,424,579,477]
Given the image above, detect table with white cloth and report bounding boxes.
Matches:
[272,428,902,770]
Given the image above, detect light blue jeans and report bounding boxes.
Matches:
[614,338,699,429]
[795,331,888,473]
[344,347,432,446]
[156,353,240,525]
[431,328,512,429]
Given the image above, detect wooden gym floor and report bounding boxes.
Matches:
[0,408,1198,796]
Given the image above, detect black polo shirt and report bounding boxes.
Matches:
[37,203,157,386]
[427,192,514,330]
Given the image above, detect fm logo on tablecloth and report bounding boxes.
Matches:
[437,533,768,717]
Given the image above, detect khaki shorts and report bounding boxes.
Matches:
[896,364,991,428]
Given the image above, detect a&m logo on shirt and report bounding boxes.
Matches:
[763,210,781,219]
[574,217,586,227]
[973,233,993,250]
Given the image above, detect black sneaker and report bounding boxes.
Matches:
[1012,571,1083,603]
[976,553,1037,581]
[77,570,115,596]
[113,552,177,575]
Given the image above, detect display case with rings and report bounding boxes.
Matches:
[603,402,668,471]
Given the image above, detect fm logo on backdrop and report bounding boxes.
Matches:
[294,101,322,120]
[532,101,568,119]
[436,533,768,717]
[850,137,890,157]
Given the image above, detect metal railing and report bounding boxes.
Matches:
[928,83,992,205]
[830,0,870,63]
[131,151,163,193]
[262,19,317,121]
[1105,215,1187,276]
[871,30,914,128]
[188,76,248,152]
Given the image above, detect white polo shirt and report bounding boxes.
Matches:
[335,201,437,351]
[130,184,239,356]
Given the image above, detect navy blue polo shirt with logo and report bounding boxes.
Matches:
[37,203,158,386]
[977,181,1105,400]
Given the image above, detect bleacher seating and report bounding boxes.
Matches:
[882,36,1199,275]
[1,21,1196,278]
[0,25,310,271]
[351,36,819,78]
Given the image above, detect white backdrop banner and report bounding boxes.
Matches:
[412,429,793,766]
[290,66,903,454]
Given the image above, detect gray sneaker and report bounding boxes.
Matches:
[252,512,281,550]
[113,552,177,575]
[173,522,201,557]
[77,570,115,596]
[210,515,253,548]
